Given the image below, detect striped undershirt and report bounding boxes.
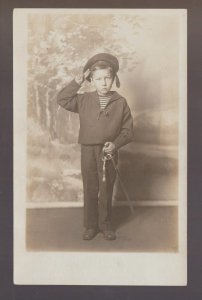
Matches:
[98,94,112,109]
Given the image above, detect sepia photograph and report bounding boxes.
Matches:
[14,8,187,285]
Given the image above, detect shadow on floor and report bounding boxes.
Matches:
[26,206,178,253]
[112,206,134,230]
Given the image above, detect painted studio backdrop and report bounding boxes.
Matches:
[26,12,179,206]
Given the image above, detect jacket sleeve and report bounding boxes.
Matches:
[113,101,134,149]
[57,79,84,113]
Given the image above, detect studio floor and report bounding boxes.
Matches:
[26,206,178,252]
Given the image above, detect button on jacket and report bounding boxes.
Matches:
[57,79,134,149]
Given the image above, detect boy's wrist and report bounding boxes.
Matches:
[112,140,121,150]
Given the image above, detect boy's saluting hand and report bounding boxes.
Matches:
[75,69,90,85]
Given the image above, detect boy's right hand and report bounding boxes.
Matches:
[75,69,90,85]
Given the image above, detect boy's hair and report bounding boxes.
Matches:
[90,60,115,79]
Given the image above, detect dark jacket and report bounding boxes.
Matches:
[57,79,134,149]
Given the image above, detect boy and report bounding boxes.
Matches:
[57,53,134,240]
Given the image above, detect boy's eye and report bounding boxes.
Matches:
[95,77,111,80]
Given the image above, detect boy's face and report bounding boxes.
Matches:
[91,68,114,96]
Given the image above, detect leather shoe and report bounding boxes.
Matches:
[83,228,98,240]
[102,230,116,240]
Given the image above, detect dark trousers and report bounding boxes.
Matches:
[81,144,117,231]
